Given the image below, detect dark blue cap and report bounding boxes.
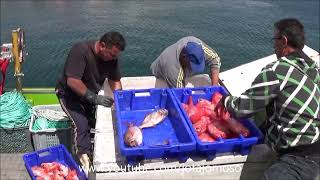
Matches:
[185,42,205,73]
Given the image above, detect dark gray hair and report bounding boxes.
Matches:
[100,31,126,51]
[274,18,305,50]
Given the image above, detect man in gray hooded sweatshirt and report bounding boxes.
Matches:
[150,36,221,88]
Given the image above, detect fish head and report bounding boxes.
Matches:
[124,126,143,147]
[159,109,168,117]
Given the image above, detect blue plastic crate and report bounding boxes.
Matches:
[171,86,264,160]
[23,145,86,180]
[114,88,196,165]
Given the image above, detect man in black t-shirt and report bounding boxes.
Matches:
[56,32,125,172]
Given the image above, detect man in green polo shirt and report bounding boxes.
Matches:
[217,18,320,180]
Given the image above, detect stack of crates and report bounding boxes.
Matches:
[29,105,72,151]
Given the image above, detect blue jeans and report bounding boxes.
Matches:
[263,153,320,180]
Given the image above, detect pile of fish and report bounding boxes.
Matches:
[31,161,79,180]
[124,108,168,147]
[182,92,250,142]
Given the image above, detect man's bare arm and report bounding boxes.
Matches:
[67,77,88,97]
[108,79,122,91]
[211,68,219,85]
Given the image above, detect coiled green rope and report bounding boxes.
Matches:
[0,91,32,129]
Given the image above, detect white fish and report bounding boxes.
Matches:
[139,109,168,129]
[124,125,143,147]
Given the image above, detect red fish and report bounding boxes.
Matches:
[213,121,232,136]
[124,125,143,147]
[31,162,79,180]
[207,123,228,139]
[192,116,209,135]
[139,109,168,129]
[197,98,212,107]
[197,98,215,117]
[31,166,48,178]
[198,133,215,142]
[214,105,230,121]
[201,116,211,125]
[211,92,231,121]
[211,92,223,105]
[225,118,250,137]
[187,96,202,123]
[41,162,60,172]
[66,169,79,180]
[183,93,251,141]
[182,103,189,113]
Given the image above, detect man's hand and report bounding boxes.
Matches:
[83,90,114,107]
[95,95,114,107]
[214,96,230,121]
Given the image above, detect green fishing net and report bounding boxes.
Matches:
[0,91,32,129]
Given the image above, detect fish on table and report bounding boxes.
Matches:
[124,125,143,147]
[182,93,250,142]
[31,162,79,180]
[139,108,168,129]
[124,108,168,147]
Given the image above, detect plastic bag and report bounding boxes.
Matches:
[32,117,70,131]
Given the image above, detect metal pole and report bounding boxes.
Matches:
[12,29,23,92]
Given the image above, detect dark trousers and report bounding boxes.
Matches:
[57,93,96,156]
[263,142,320,180]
